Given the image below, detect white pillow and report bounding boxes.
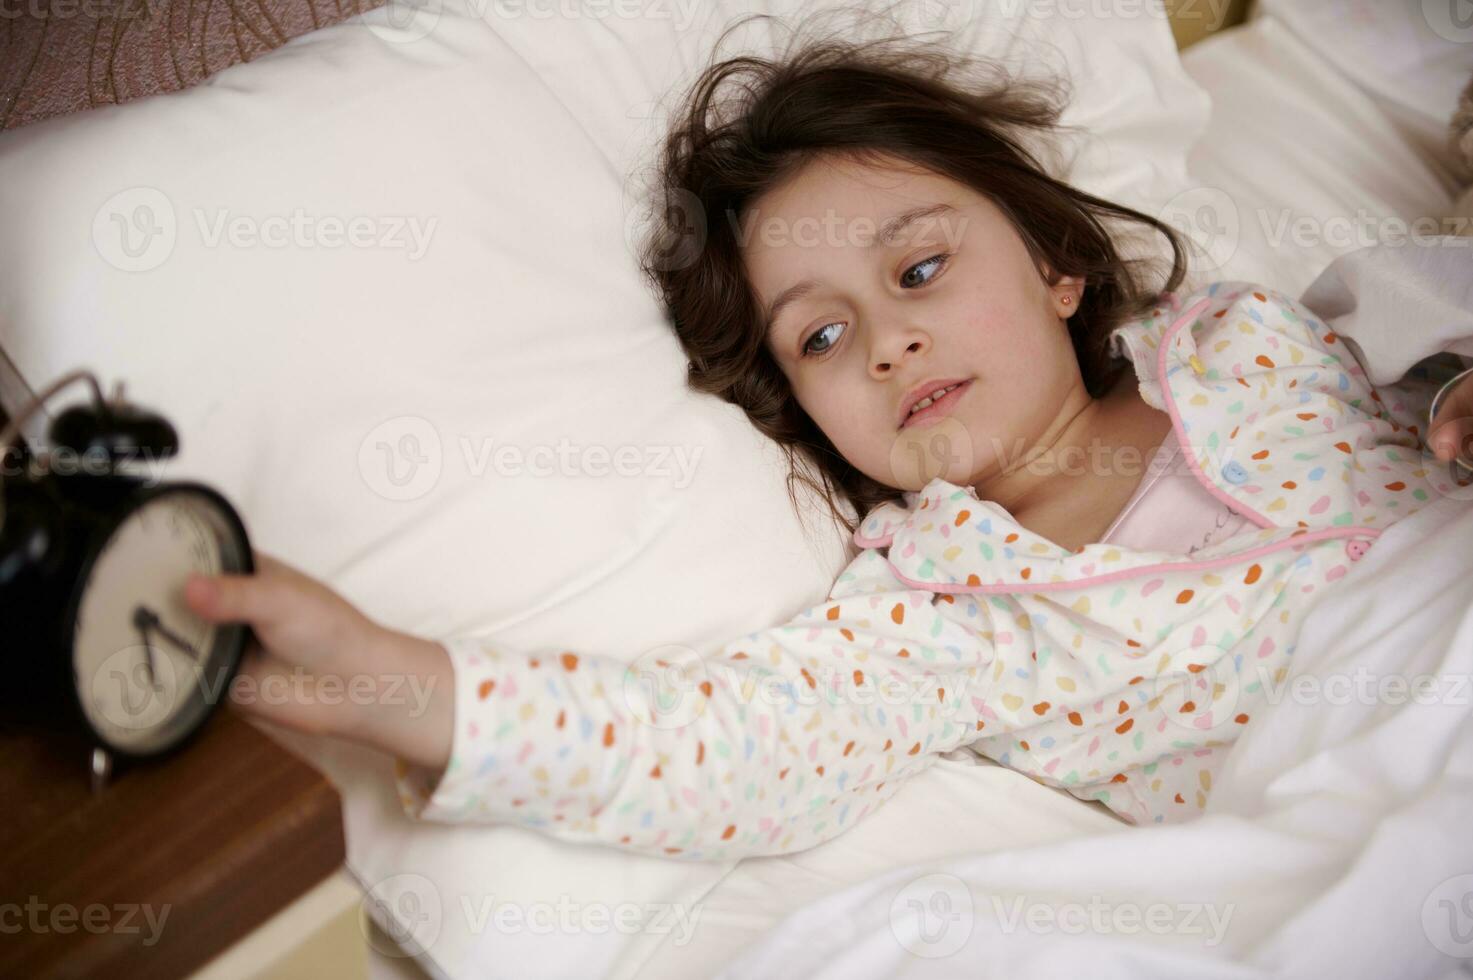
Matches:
[0,2,1209,977]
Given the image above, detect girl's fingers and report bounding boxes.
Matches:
[183,550,291,624]
[185,569,274,624]
[1430,379,1473,462]
[1431,416,1473,462]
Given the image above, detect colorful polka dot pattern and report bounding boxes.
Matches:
[392,280,1461,855]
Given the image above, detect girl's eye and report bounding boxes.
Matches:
[801,321,844,358]
[900,253,948,289]
[797,254,950,359]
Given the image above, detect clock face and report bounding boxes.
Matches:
[71,488,251,756]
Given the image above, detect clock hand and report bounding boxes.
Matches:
[131,609,161,690]
[135,606,202,662]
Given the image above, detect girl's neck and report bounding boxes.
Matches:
[980,370,1172,543]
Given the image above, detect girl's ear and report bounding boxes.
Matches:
[1050,275,1085,319]
[1039,262,1084,318]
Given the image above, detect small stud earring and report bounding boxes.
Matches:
[1061,296,1072,305]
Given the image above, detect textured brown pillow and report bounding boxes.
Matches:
[0,0,386,131]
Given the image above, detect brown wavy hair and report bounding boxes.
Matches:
[633,3,1190,542]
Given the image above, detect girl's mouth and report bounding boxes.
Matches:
[900,380,972,430]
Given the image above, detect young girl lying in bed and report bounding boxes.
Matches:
[183,19,1473,857]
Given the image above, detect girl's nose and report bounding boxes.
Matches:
[870,333,929,377]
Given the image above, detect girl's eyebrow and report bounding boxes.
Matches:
[875,202,957,246]
[765,280,820,336]
[763,203,958,335]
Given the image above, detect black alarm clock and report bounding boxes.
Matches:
[0,368,254,790]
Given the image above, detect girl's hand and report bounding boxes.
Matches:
[182,551,455,771]
[182,551,383,738]
[1428,369,1473,466]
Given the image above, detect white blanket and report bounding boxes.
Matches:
[718,248,1473,979]
[722,490,1473,980]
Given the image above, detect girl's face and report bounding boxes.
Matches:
[744,153,1087,496]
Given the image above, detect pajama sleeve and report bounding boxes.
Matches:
[391,551,993,860]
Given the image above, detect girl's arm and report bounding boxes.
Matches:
[185,549,994,860]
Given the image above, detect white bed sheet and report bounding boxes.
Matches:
[1170,12,1458,298]
[616,14,1465,980]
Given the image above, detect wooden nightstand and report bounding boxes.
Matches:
[0,707,349,978]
